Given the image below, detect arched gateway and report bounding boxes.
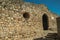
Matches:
[42,14,49,30]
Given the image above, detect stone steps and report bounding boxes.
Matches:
[34,33,59,40]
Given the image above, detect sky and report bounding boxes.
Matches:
[24,0,60,16]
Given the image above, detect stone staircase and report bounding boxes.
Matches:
[34,33,59,40]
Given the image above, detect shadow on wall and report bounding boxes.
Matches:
[56,17,60,38]
[34,33,59,40]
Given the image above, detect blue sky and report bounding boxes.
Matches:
[24,0,60,16]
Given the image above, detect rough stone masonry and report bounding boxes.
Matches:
[0,0,59,40]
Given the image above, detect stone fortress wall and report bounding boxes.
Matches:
[0,0,58,40]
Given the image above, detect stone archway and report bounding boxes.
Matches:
[42,14,49,30]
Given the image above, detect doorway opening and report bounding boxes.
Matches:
[42,14,49,30]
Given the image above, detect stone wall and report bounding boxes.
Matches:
[56,17,60,37]
[0,0,58,40]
